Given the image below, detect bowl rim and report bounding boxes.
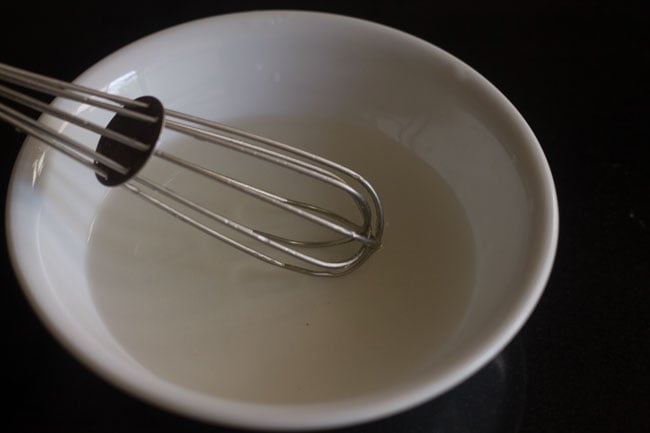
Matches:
[5,10,559,430]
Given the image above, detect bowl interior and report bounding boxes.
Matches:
[6,11,557,430]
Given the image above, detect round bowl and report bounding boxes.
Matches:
[6,11,558,430]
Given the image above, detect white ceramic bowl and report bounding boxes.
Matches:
[6,11,558,430]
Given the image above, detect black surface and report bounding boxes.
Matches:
[1,2,648,432]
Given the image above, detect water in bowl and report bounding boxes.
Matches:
[86,116,476,403]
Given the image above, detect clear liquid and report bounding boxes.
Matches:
[86,117,476,403]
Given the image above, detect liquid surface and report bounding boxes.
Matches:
[86,117,476,403]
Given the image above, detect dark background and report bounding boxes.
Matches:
[1,1,647,432]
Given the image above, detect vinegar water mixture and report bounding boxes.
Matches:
[86,117,476,403]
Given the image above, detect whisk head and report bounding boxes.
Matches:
[0,63,384,276]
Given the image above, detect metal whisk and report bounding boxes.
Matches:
[0,63,383,276]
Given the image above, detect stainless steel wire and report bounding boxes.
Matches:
[0,63,384,276]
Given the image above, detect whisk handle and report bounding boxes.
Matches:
[95,96,163,186]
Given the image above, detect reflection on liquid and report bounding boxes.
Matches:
[336,335,527,433]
